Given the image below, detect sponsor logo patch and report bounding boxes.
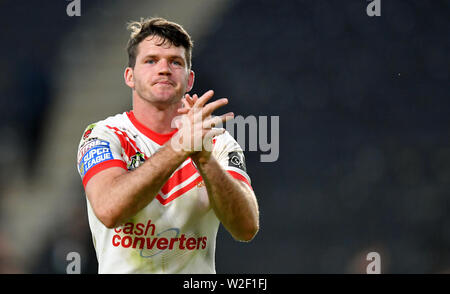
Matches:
[128,152,146,171]
[112,219,208,258]
[78,140,113,176]
[78,137,104,160]
[82,123,96,140]
[228,151,247,172]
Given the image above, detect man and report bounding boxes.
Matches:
[76,17,259,274]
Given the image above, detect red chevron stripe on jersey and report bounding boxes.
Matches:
[156,159,201,205]
[106,125,202,205]
[107,125,148,161]
[161,159,199,195]
[227,170,253,190]
[156,175,203,205]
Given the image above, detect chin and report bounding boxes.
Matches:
[157,92,177,101]
[155,89,182,102]
[151,94,180,106]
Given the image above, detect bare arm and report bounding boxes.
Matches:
[85,141,189,228]
[194,155,259,241]
[180,92,259,241]
[85,90,231,229]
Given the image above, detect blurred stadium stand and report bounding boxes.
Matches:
[0,0,449,273]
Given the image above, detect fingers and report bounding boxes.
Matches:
[202,98,229,118]
[192,94,198,105]
[183,93,198,109]
[177,108,190,114]
[204,127,226,138]
[178,94,194,114]
[184,91,228,119]
[203,112,234,128]
[194,90,215,108]
[182,90,232,130]
[184,94,194,107]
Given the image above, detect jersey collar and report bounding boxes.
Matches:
[126,111,178,145]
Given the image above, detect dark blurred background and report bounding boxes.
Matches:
[0,0,449,274]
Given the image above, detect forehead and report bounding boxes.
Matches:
[136,35,186,59]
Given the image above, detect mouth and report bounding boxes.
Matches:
[154,80,175,86]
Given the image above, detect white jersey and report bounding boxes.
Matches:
[76,111,252,274]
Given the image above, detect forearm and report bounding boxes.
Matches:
[194,156,259,241]
[94,141,189,227]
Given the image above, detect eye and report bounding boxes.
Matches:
[172,60,183,66]
[146,59,156,64]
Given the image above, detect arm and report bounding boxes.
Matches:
[85,141,189,228]
[180,92,259,241]
[84,90,231,229]
[194,155,259,242]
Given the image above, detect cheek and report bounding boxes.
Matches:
[175,75,190,91]
[134,72,150,88]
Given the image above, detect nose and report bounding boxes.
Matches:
[158,59,171,76]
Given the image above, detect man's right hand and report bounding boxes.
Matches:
[171,90,234,156]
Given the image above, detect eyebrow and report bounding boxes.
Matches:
[142,54,185,61]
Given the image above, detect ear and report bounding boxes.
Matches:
[186,70,195,92]
[124,67,135,89]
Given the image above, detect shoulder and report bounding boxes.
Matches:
[213,130,242,152]
[79,113,128,141]
[83,112,128,131]
[77,113,130,160]
[76,113,129,175]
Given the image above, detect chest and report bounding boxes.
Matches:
[122,134,212,227]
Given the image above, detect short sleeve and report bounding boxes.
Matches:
[77,123,127,188]
[212,131,252,190]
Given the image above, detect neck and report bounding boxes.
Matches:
[132,95,182,134]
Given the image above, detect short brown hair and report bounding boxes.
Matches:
[126,17,194,69]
